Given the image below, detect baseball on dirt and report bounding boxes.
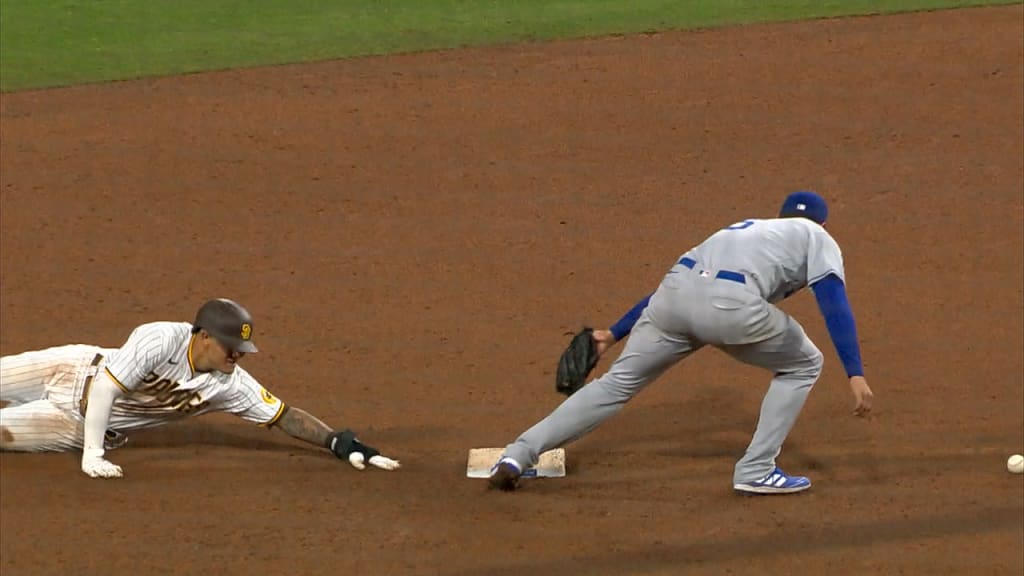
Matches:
[1008,454,1024,474]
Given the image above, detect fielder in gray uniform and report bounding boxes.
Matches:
[489,191,873,494]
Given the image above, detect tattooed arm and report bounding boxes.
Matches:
[269,405,402,470]
[271,406,333,447]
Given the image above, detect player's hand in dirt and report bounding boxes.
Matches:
[849,376,873,417]
[327,429,400,471]
[81,449,123,479]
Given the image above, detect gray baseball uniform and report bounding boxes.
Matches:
[501,217,845,484]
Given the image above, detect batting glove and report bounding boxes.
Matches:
[81,448,123,479]
[326,429,400,471]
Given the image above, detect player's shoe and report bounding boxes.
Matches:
[104,429,128,450]
[487,457,523,492]
[733,467,811,495]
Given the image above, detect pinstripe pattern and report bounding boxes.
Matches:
[0,400,83,451]
[209,367,284,426]
[1,321,286,452]
[2,344,95,404]
[0,345,112,452]
[104,322,189,390]
[104,366,284,430]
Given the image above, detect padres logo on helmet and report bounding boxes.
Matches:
[194,298,259,354]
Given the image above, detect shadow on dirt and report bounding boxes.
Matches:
[125,418,303,453]
[446,504,1024,576]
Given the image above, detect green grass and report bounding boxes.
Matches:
[0,0,1019,91]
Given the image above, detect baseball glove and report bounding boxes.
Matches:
[555,327,600,397]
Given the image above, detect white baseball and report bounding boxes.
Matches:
[1007,454,1024,474]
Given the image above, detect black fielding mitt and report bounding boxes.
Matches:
[555,327,600,396]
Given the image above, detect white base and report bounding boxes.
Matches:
[466,447,566,479]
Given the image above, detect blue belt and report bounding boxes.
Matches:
[678,257,745,284]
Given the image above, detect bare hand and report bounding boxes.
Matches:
[849,376,873,416]
[591,329,617,357]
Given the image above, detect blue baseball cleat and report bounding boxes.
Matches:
[733,467,811,495]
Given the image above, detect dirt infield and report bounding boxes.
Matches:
[1,5,1022,575]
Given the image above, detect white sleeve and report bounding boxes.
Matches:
[103,323,176,392]
[211,368,286,426]
[807,227,846,286]
[81,370,124,455]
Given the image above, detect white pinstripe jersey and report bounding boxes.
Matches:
[102,321,284,430]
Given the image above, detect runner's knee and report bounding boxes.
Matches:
[0,404,80,452]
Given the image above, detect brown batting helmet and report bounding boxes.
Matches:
[193,298,258,353]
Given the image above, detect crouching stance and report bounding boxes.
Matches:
[489,191,873,495]
[0,298,400,479]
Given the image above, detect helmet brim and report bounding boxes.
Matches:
[208,331,258,354]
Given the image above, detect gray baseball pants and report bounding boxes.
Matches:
[501,265,824,484]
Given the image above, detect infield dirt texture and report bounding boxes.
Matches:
[1,4,1022,576]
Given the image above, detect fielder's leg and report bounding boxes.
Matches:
[721,314,823,486]
[497,313,702,485]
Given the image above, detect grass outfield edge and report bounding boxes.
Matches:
[1,2,1019,94]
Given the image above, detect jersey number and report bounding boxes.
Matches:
[724,219,755,230]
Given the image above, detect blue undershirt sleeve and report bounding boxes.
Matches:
[811,274,864,378]
[609,293,653,341]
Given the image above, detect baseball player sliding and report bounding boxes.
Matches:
[489,191,873,494]
[0,298,400,479]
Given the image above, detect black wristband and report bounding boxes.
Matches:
[326,429,356,456]
[355,440,381,461]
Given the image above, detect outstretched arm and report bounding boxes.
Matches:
[573,293,654,360]
[608,293,654,343]
[270,406,400,470]
[272,405,333,446]
[811,274,874,416]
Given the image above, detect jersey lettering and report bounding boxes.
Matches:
[724,219,755,230]
[137,370,210,414]
[101,322,284,428]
